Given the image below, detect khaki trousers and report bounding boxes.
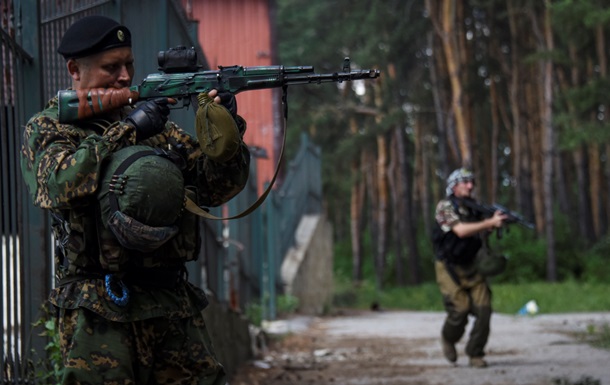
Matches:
[435,260,492,358]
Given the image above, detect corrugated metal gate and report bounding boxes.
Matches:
[1,0,41,381]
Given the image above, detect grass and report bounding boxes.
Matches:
[331,278,610,352]
[492,281,610,314]
[332,278,610,315]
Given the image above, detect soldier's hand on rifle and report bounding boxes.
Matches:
[126,98,176,141]
[489,210,508,229]
[207,89,238,118]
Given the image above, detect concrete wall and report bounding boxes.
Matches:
[281,214,334,315]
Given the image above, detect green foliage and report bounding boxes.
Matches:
[31,305,63,384]
[333,222,610,314]
[332,277,444,311]
[278,0,610,297]
[488,226,548,283]
[554,76,610,149]
[277,294,300,317]
[245,294,300,326]
[335,190,610,290]
[245,302,263,327]
[332,276,610,315]
[552,0,610,32]
[493,281,610,313]
[276,0,430,240]
[580,234,610,283]
[333,235,377,282]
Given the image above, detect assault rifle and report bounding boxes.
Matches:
[57,46,381,123]
[457,197,535,238]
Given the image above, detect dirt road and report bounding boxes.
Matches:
[230,310,610,385]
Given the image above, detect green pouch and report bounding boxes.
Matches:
[475,246,507,277]
[195,92,241,162]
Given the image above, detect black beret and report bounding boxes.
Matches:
[57,15,131,60]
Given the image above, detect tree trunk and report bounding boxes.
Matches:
[375,133,389,290]
[556,51,595,245]
[524,79,544,237]
[506,0,524,211]
[413,112,433,239]
[426,0,462,166]
[526,6,545,238]
[395,126,421,285]
[388,130,405,285]
[427,31,450,178]
[594,24,609,236]
[440,0,471,167]
[574,145,595,244]
[567,42,595,245]
[363,148,379,285]
[541,1,556,281]
[350,117,365,282]
[489,80,500,203]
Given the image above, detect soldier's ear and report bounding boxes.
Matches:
[66,59,81,81]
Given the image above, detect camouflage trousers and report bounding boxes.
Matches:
[434,260,492,358]
[57,307,226,385]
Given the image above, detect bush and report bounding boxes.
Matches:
[580,234,610,283]
[31,304,63,384]
[489,225,547,283]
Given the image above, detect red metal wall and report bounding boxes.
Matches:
[185,0,277,193]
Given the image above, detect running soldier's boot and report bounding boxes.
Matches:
[441,338,457,363]
[469,356,488,368]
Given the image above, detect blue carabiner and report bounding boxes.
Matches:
[105,273,130,307]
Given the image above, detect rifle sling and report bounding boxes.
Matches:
[185,86,288,221]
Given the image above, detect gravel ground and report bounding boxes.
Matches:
[230,310,610,385]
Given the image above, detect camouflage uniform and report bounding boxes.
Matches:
[20,95,250,384]
[434,197,492,359]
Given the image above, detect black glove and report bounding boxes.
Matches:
[125,98,171,141]
[217,91,238,118]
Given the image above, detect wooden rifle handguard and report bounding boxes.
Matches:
[74,88,140,120]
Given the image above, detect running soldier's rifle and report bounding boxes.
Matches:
[456,197,535,238]
[57,45,381,123]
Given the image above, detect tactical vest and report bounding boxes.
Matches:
[431,195,483,266]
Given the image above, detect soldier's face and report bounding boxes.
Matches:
[453,179,474,198]
[69,47,135,90]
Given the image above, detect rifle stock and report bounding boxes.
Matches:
[57,49,380,123]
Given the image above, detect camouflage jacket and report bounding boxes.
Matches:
[20,95,250,321]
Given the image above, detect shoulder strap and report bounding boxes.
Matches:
[107,149,156,213]
[448,194,461,213]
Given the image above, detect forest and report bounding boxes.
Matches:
[275,0,610,287]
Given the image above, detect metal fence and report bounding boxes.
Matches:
[1,0,39,381]
[1,0,321,382]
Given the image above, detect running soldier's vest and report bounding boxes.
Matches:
[431,195,483,266]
